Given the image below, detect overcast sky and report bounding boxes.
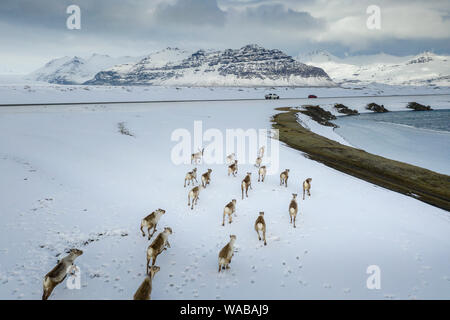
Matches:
[1,0,449,73]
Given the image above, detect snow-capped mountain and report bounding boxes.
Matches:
[85,45,334,87]
[28,54,141,84]
[297,50,450,86]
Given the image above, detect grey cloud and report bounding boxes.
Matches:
[154,0,226,27]
[233,3,325,30]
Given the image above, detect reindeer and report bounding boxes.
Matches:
[191,148,204,165]
[226,153,236,164]
[280,169,290,187]
[146,227,172,273]
[289,194,298,228]
[184,168,198,187]
[254,212,267,246]
[218,235,236,272]
[303,178,312,200]
[255,156,262,168]
[241,172,252,200]
[42,249,83,300]
[228,160,238,177]
[258,146,265,158]
[140,209,166,240]
[133,266,160,300]
[222,199,237,226]
[258,166,266,182]
[188,186,203,210]
[201,169,212,188]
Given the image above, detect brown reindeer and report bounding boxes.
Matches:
[184,168,198,187]
[258,166,266,182]
[255,156,262,168]
[218,235,236,272]
[228,160,238,177]
[133,266,160,300]
[42,249,83,300]
[241,172,252,199]
[188,186,202,210]
[226,153,236,164]
[146,227,172,273]
[303,178,312,200]
[280,169,290,187]
[201,169,212,188]
[258,146,265,158]
[254,212,267,245]
[289,193,298,228]
[140,209,166,240]
[222,199,237,226]
[191,148,204,164]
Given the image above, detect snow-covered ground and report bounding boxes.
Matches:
[0,76,449,105]
[0,97,449,300]
[333,113,450,175]
[299,50,450,87]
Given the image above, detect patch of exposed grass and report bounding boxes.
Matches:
[272,107,450,211]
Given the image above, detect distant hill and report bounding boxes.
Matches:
[297,50,450,86]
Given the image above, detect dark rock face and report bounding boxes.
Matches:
[85,44,333,86]
[366,103,389,113]
[299,105,337,127]
[334,103,359,115]
[406,102,433,111]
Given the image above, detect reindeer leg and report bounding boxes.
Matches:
[140,224,146,237]
[263,230,267,246]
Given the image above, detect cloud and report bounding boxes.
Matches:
[230,3,325,31]
[0,0,449,73]
[153,0,226,27]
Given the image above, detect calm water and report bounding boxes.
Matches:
[333,109,450,174]
[345,109,450,132]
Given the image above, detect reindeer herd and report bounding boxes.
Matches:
[41,145,313,300]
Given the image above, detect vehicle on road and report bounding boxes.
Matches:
[308,94,318,98]
[265,93,280,100]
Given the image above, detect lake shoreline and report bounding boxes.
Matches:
[271,107,450,212]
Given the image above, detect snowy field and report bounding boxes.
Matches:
[1,76,450,105]
[0,95,449,300]
[333,113,450,175]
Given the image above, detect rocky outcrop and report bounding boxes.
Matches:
[85,45,334,87]
[299,105,337,127]
[366,103,389,113]
[334,103,359,115]
[406,102,433,111]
